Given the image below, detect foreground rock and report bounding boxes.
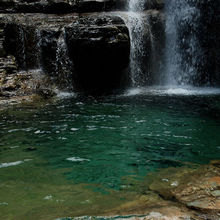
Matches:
[148,162,220,219]
[55,163,220,220]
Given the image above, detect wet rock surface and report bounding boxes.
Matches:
[0,0,164,13]
[0,56,18,95]
[0,0,114,13]
[0,12,132,95]
[146,163,220,219]
[0,67,54,108]
[65,14,130,94]
[0,0,165,98]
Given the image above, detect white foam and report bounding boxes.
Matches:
[0,159,32,168]
[70,128,79,131]
[0,161,23,168]
[10,146,20,149]
[147,212,163,218]
[171,181,179,187]
[66,157,90,162]
[0,202,8,206]
[125,88,142,96]
[43,195,53,200]
[123,86,220,96]
[23,159,33,162]
[56,91,76,98]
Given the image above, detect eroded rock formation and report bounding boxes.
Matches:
[0,0,219,98]
[1,13,131,95]
[0,0,164,97]
[0,0,164,13]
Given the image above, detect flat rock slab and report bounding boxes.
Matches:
[148,163,220,217]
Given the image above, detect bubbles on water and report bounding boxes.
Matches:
[124,87,142,96]
[43,195,53,200]
[70,128,79,131]
[0,161,23,168]
[171,180,179,186]
[56,91,76,99]
[10,146,20,149]
[124,86,220,96]
[0,202,8,206]
[86,126,97,131]
[0,158,33,169]
[66,157,90,162]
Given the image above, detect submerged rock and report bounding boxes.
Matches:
[24,147,37,151]
[147,164,220,218]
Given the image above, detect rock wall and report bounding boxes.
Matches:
[198,0,220,85]
[0,0,164,96]
[1,0,219,97]
[0,0,164,13]
[1,13,131,95]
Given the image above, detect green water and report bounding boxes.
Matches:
[1,90,220,219]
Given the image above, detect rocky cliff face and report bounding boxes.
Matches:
[0,0,164,96]
[1,13,130,95]
[0,0,164,13]
[0,0,219,99]
[0,0,113,13]
[198,0,220,85]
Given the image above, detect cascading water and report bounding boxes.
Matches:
[35,29,42,69]
[18,27,26,70]
[55,29,73,90]
[128,0,145,11]
[125,12,146,87]
[118,0,156,87]
[163,0,202,86]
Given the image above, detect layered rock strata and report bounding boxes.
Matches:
[1,13,131,95]
[0,0,164,13]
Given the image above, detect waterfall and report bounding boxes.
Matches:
[129,0,145,11]
[126,12,146,87]
[118,0,155,87]
[18,27,27,70]
[35,29,42,69]
[127,0,146,87]
[55,29,73,90]
[163,0,202,86]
